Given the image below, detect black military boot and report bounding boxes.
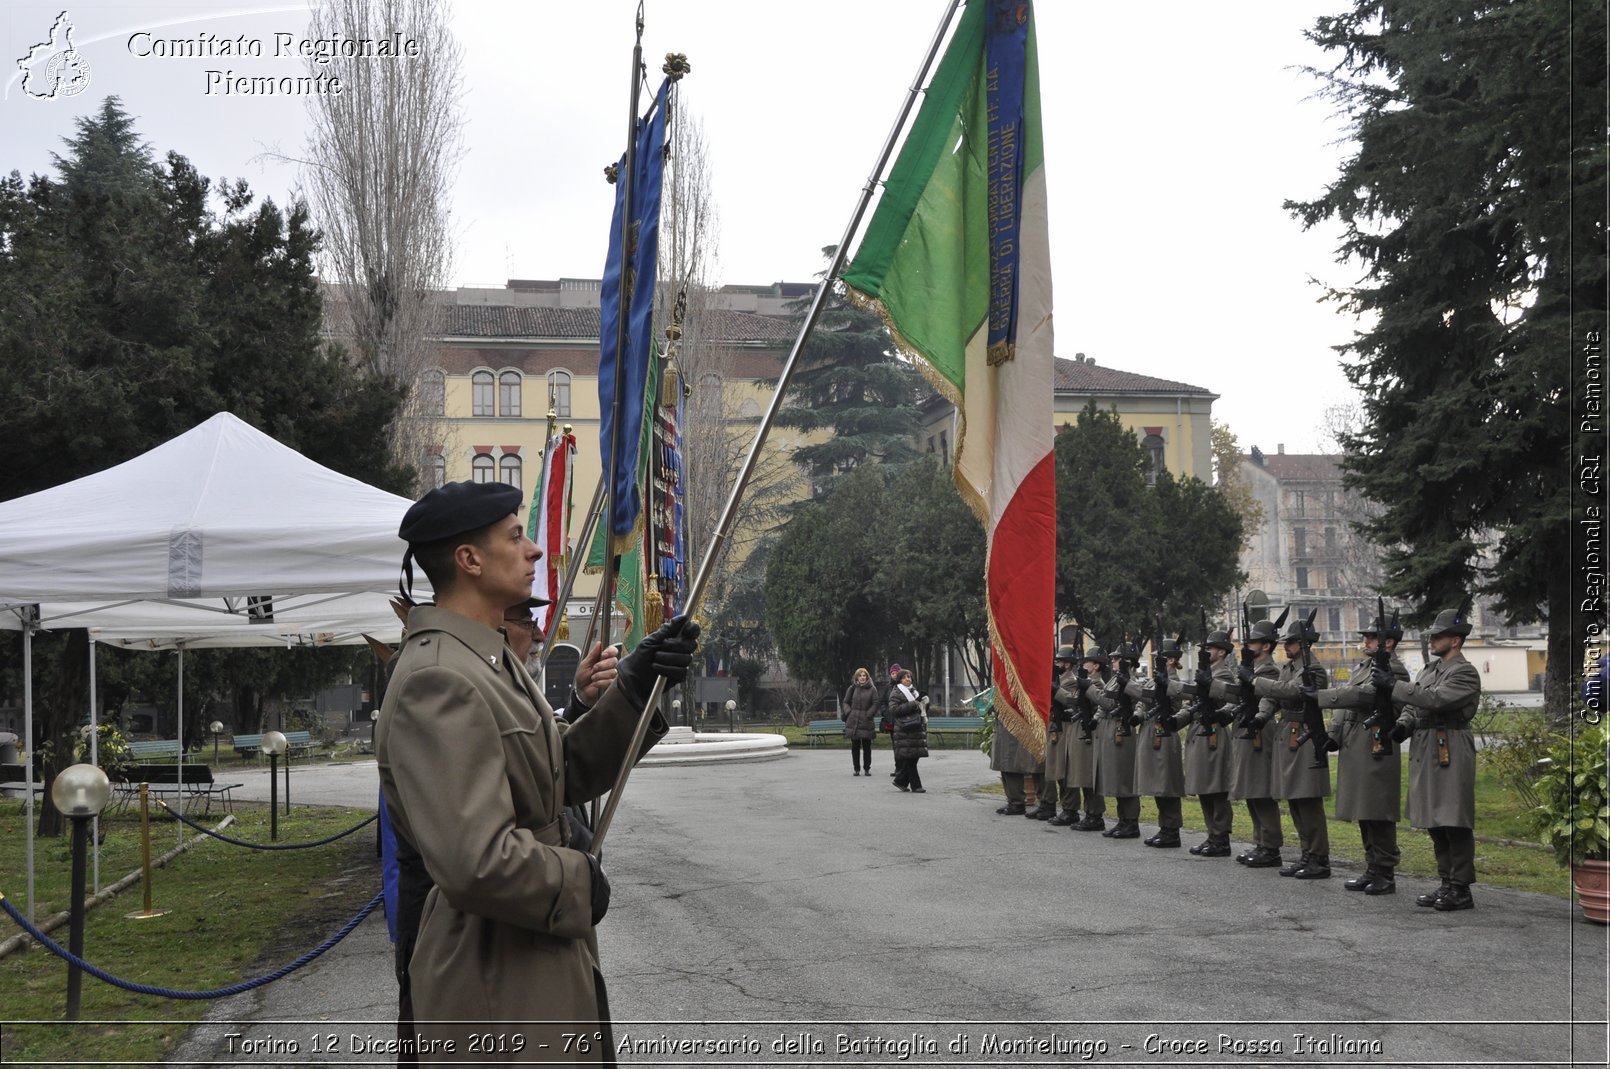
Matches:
[1110,819,1141,840]
[994,801,1026,816]
[1029,801,1056,820]
[1243,846,1282,868]
[1343,869,1378,891]
[1145,828,1181,848]
[1416,879,1452,907]
[1278,852,1311,877]
[1293,854,1331,879]
[1072,813,1105,832]
[1189,838,1208,855]
[1433,882,1475,911]
[1048,809,1079,826]
[1199,838,1232,858]
[1364,870,1397,896]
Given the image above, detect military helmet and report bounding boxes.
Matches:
[1246,618,1281,644]
[1425,607,1472,638]
[1113,641,1141,662]
[1081,645,1109,667]
[1360,614,1404,640]
[1203,629,1234,652]
[1054,645,1079,663]
[1279,617,1319,644]
[1159,638,1185,659]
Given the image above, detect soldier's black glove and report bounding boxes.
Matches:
[615,615,701,707]
[1303,666,1324,688]
[1326,735,1343,753]
[1388,721,1412,744]
[584,850,611,925]
[1300,684,1319,702]
[1236,664,1255,686]
[1076,677,1092,693]
[1195,667,1213,691]
[1371,666,1396,694]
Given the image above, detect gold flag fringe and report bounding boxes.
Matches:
[644,575,665,633]
[555,613,570,642]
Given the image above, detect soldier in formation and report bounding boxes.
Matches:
[1131,639,1185,848]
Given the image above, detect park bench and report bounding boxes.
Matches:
[803,719,847,746]
[232,730,315,758]
[114,763,241,815]
[126,739,185,761]
[924,715,985,747]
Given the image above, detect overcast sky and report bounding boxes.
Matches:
[4,0,1365,455]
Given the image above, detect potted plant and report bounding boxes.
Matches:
[1531,719,1610,923]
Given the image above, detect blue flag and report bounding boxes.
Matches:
[598,81,669,551]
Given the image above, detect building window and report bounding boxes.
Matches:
[1295,566,1309,590]
[499,371,522,417]
[429,454,445,489]
[927,435,936,454]
[1293,527,1307,558]
[737,397,761,419]
[1142,434,1165,486]
[1290,490,1306,516]
[421,371,445,417]
[499,453,521,490]
[472,370,495,417]
[1328,607,1342,634]
[1324,526,1337,552]
[471,454,495,482]
[546,369,572,417]
[939,429,949,466]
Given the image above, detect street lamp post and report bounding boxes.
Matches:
[209,720,224,765]
[724,698,737,734]
[370,709,379,751]
[51,764,111,1021]
[671,699,681,727]
[261,731,287,841]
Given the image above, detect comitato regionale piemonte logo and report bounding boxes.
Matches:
[17,11,92,100]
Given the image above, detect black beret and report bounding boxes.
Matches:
[399,480,523,545]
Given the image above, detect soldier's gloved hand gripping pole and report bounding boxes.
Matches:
[587,0,962,860]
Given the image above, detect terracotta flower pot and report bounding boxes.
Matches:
[1571,858,1610,925]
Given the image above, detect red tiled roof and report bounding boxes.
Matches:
[1245,452,1342,480]
[441,304,792,344]
[1054,356,1213,396]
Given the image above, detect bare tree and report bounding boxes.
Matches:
[300,0,464,488]
[1211,420,1266,555]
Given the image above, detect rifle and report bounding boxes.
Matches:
[1114,634,1135,739]
[1233,601,1261,739]
[1069,609,1096,740]
[1192,608,1220,737]
[1361,596,1397,757]
[1152,616,1175,736]
[1292,608,1330,769]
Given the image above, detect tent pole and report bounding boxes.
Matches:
[23,618,35,920]
[175,646,184,847]
[88,635,99,893]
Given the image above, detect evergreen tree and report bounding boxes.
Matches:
[770,247,925,495]
[0,97,407,833]
[1287,2,1606,714]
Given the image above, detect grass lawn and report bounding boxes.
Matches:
[0,798,379,1066]
[977,747,1571,898]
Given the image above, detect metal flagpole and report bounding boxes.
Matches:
[599,0,648,656]
[591,0,967,856]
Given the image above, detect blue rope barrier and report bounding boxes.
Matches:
[0,890,383,1000]
[158,802,377,849]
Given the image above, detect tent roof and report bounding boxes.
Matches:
[0,413,423,644]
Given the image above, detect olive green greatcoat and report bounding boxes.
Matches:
[1057,680,1099,789]
[1254,657,1332,800]
[1091,672,1137,797]
[1176,658,1234,796]
[1318,653,1409,822]
[1228,655,1280,801]
[376,606,666,1065]
[988,709,1041,774]
[1128,672,1184,797]
[1391,650,1482,829]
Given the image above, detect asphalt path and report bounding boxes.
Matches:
[164,748,1606,1068]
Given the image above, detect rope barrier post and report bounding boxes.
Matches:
[50,764,110,1020]
[126,785,168,920]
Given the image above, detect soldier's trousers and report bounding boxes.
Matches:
[1154,795,1182,830]
[1111,795,1140,821]
[1358,818,1400,875]
[1428,825,1477,885]
[1245,797,1283,849]
[1000,771,1043,805]
[1078,787,1104,816]
[1197,792,1233,841]
[1043,777,1075,810]
[1288,797,1329,859]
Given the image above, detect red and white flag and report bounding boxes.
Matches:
[527,429,577,638]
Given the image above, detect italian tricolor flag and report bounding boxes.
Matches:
[843,0,1054,758]
[527,428,576,640]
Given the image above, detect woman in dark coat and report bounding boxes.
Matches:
[888,669,929,793]
[842,667,880,776]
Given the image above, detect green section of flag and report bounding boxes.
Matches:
[841,0,1045,398]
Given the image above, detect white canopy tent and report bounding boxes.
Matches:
[0,412,425,916]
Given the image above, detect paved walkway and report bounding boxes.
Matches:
[158,748,1605,1067]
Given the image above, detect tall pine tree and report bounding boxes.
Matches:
[1287,2,1606,714]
